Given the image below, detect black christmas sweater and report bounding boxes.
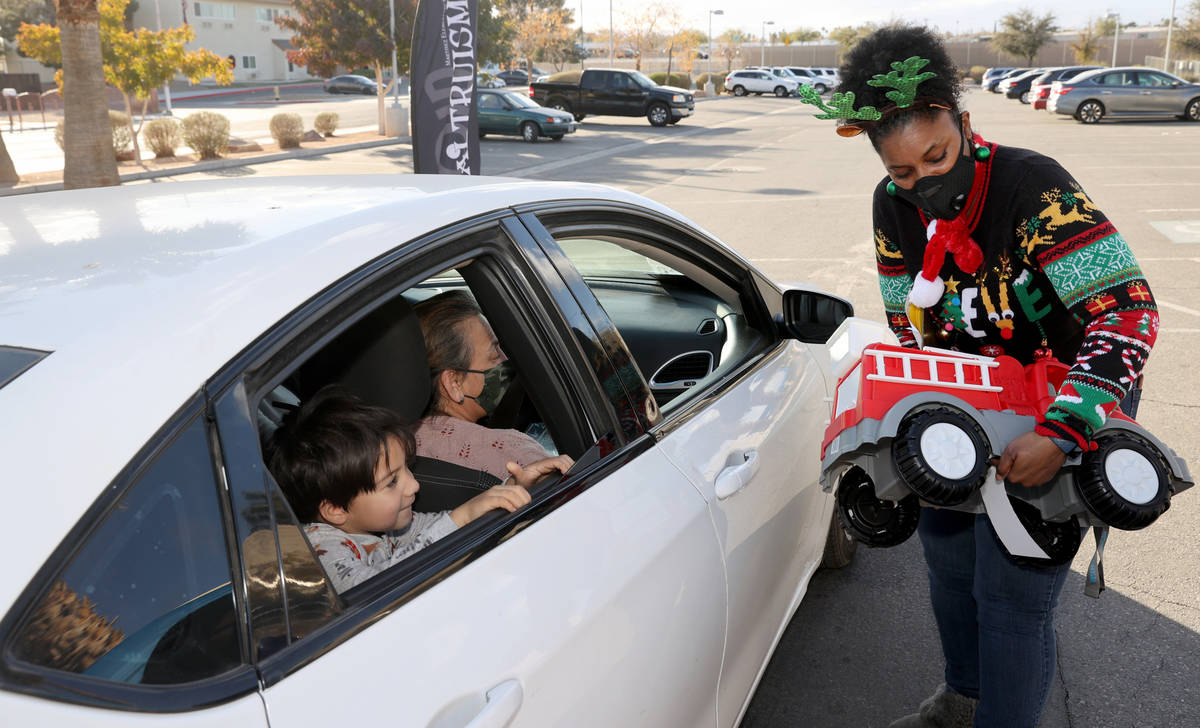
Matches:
[873,144,1159,449]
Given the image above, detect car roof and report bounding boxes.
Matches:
[0,175,694,607]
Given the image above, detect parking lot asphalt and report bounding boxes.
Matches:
[149,89,1200,726]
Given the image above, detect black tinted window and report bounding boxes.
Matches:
[9,417,241,685]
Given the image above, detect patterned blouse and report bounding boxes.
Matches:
[414,415,550,481]
[304,511,458,593]
[873,144,1158,449]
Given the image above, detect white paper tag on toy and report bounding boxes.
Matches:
[980,466,1050,560]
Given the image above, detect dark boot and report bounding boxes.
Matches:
[889,684,978,728]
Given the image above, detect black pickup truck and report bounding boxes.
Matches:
[530,68,695,127]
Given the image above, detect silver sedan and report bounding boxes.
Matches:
[1048,67,1200,123]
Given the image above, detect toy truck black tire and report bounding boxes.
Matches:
[892,407,990,506]
[1008,497,1084,566]
[1077,434,1172,530]
[835,467,920,547]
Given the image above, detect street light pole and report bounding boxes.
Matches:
[389,0,399,107]
[708,9,723,77]
[152,0,172,115]
[1165,0,1177,71]
[761,20,774,66]
[609,0,614,65]
[1108,12,1120,68]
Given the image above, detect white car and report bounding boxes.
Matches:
[782,67,831,94]
[0,176,855,727]
[725,69,799,97]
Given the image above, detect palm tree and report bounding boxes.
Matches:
[56,0,118,189]
[0,129,17,185]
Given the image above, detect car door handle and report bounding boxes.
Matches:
[1141,91,1153,95]
[1102,90,1113,94]
[462,680,523,728]
[715,450,759,500]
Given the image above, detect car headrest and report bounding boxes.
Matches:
[298,295,432,421]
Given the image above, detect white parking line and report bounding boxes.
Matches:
[506,104,805,178]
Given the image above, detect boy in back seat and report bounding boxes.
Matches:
[268,387,570,593]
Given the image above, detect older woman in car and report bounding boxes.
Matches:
[413,290,570,481]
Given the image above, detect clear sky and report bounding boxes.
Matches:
[575,0,1181,36]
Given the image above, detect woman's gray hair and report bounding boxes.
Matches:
[413,290,484,413]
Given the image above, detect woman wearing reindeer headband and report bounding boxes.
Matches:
[801,26,1159,728]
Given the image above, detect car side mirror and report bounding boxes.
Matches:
[1171,81,1181,88]
[779,289,854,343]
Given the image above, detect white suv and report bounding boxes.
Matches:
[726,69,799,97]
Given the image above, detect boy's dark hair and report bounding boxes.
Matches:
[836,25,964,149]
[267,387,415,523]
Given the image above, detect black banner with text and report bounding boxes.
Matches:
[410,0,479,174]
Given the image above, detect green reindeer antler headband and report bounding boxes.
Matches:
[798,56,947,137]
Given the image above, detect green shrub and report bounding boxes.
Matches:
[648,72,691,88]
[182,111,231,160]
[314,111,339,137]
[269,112,304,148]
[142,118,183,158]
[109,111,133,154]
[968,65,987,82]
[52,110,134,159]
[546,70,582,84]
[695,72,725,94]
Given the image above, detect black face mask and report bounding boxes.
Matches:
[892,118,977,220]
[461,361,514,415]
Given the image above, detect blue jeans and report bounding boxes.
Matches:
[918,507,1070,728]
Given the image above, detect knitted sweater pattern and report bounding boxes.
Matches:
[873,145,1158,448]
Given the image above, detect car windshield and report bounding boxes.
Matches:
[557,238,680,278]
[629,71,657,88]
[503,92,539,108]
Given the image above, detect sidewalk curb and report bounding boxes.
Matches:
[1,135,410,197]
[170,81,324,101]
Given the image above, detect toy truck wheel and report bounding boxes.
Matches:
[1007,497,1084,566]
[1077,434,1171,530]
[892,407,989,506]
[835,467,920,548]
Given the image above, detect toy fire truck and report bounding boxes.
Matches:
[820,319,1193,565]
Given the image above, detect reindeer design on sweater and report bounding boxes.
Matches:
[1038,188,1098,232]
[978,253,1016,340]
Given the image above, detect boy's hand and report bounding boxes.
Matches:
[505,454,574,488]
[450,484,532,527]
[992,431,1067,487]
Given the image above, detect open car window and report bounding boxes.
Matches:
[550,233,768,413]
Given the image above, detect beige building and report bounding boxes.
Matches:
[3,0,315,85]
[134,0,316,83]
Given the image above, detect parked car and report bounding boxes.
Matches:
[725,69,799,97]
[531,67,694,126]
[985,68,1026,93]
[813,67,841,86]
[1048,67,1200,123]
[478,88,577,141]
[998,68,1046,98]
[496,69,531,86]
[819,323,1192,563]
[981,67,1014,91]
[0,175,855,727]
[782,67,830,93]
[1029,66,1101,109]
[323,74,378,95]
[477,72,507,89]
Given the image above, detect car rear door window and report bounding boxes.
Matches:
[1099,72,1134,86]
[7,415,241,686]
